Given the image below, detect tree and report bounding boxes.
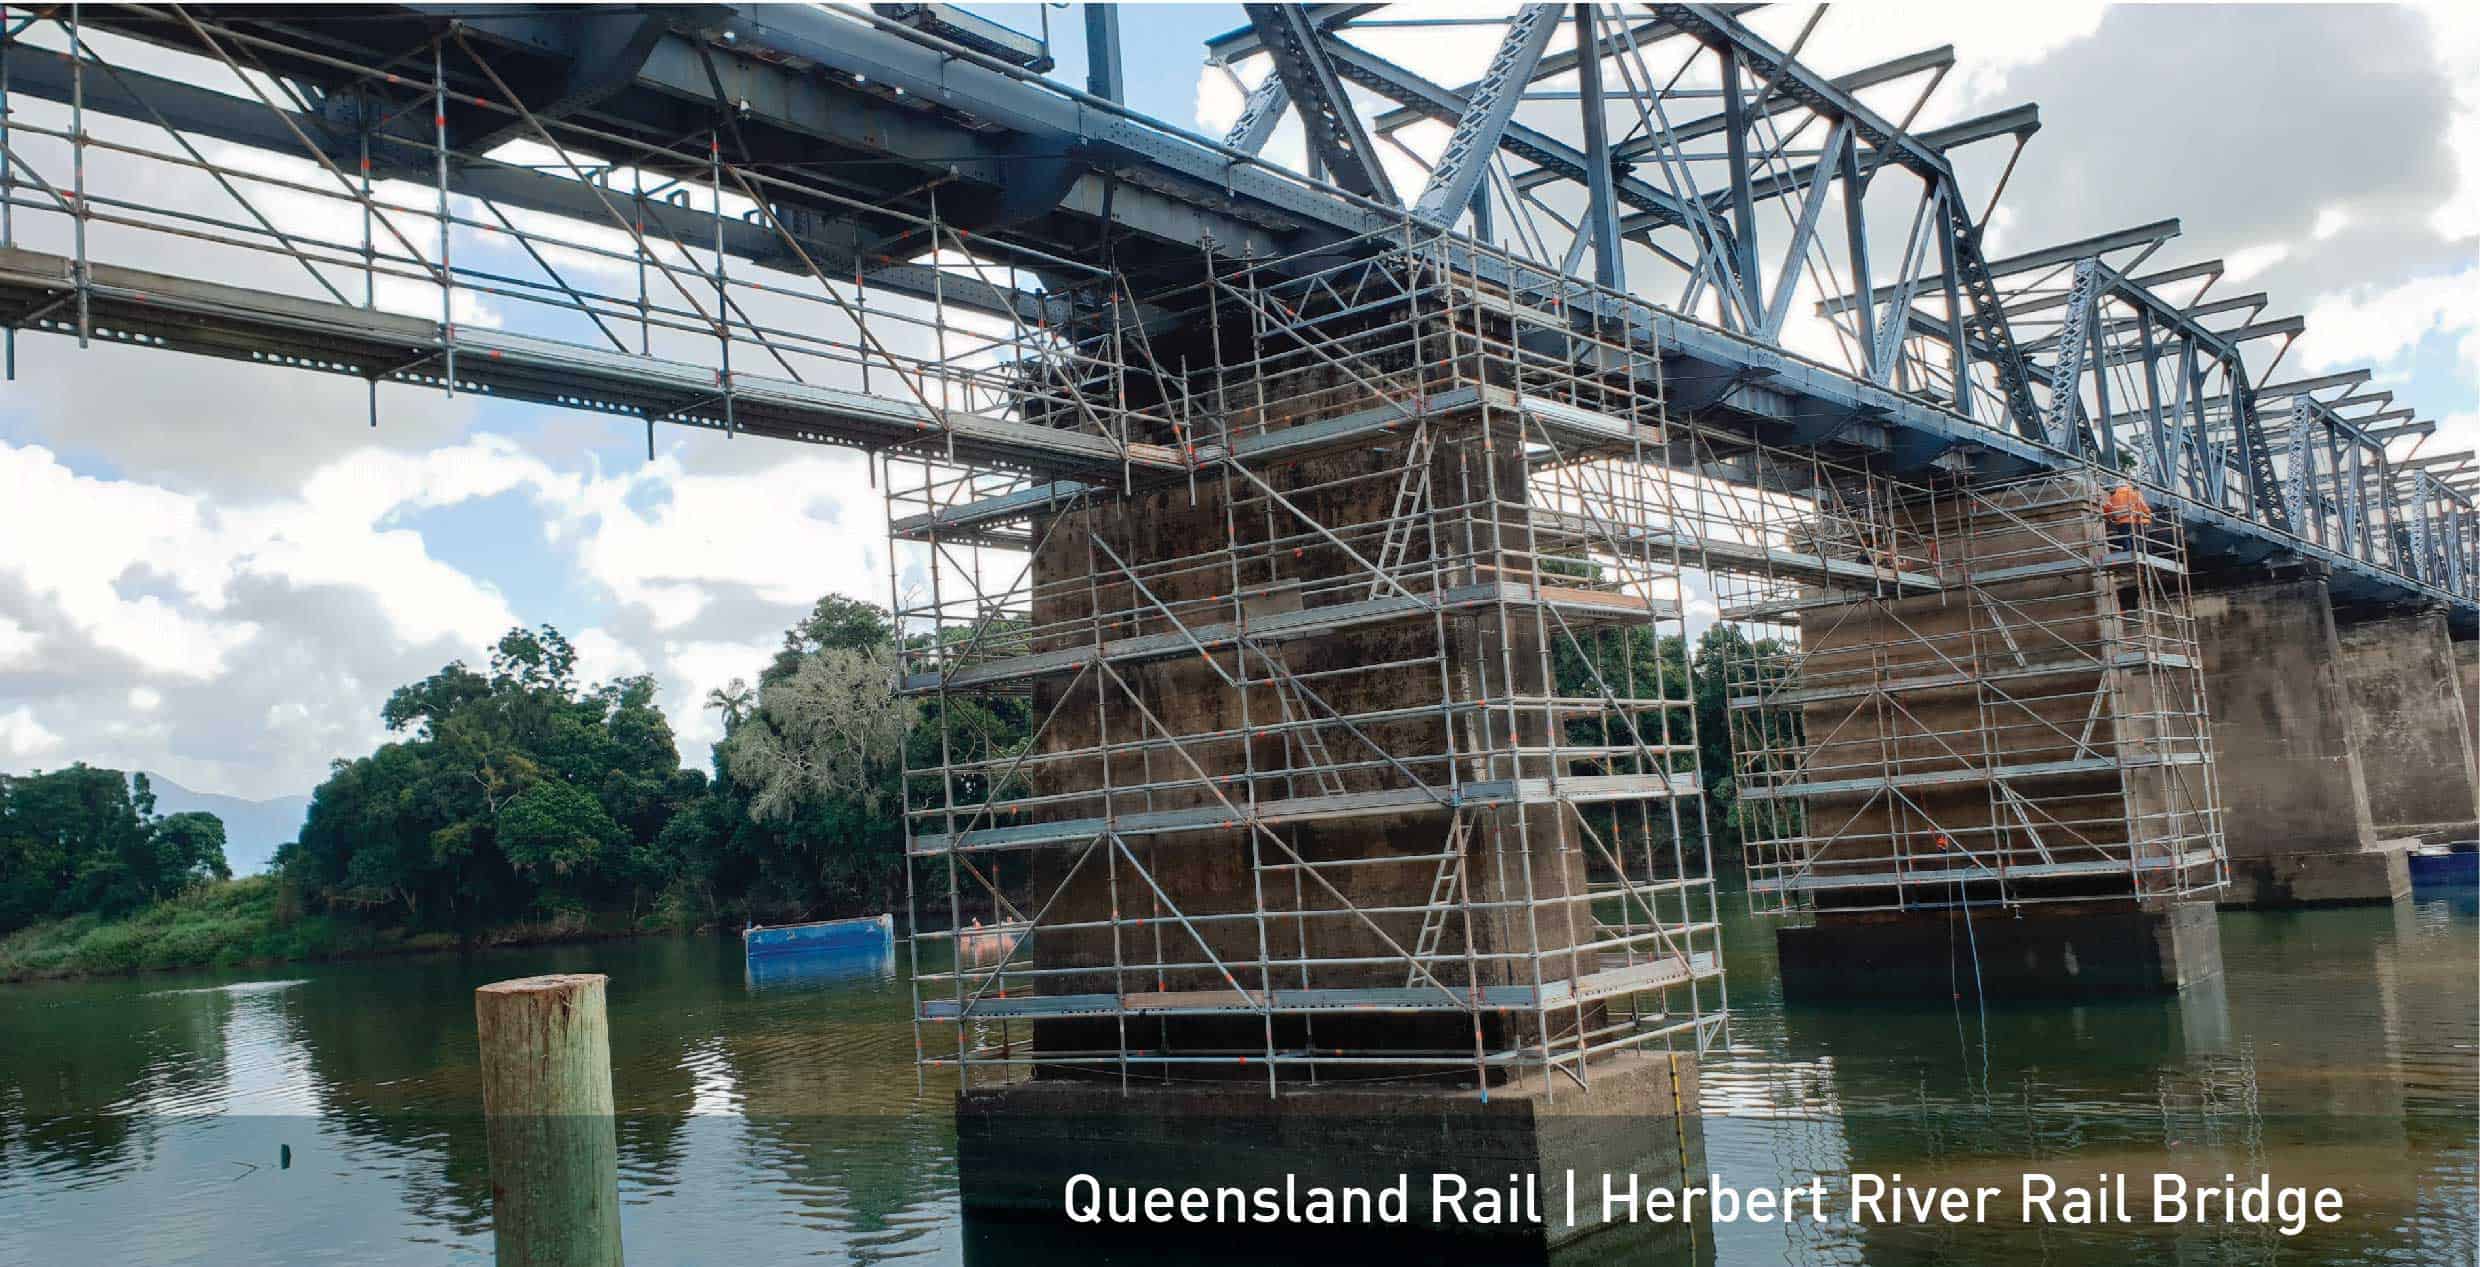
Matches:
[152,812,232,886]
[719,644,914,912]
[763,594,892,684]
[288,624,692,930]
[727,647,911,823]
[0,765,230,932]
[498,779,625,896]
[1688,623,1799,846]
[656,594,1027,924]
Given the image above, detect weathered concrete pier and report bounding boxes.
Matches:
[2191,570,2478,907]
[1731,473,2228,998]
[2190,570,2407,906]
[2335,605,2480,844]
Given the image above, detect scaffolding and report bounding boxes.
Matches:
[0,5,1133,468]
[1714,467,2228,914]
[889,227,1729,1095]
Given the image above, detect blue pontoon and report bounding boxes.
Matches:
[743,913,896,958]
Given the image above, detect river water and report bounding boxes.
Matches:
[2,896,2472,1265]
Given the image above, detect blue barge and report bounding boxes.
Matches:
[2409,841,2477,888]
[743,913,896,958]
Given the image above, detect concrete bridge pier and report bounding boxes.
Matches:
[1739,474,2229,1001]
[2333,604,2480,844]
[2461,632,2480,770]
[2189,568,2406,906]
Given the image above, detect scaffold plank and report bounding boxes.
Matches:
[0,246,1175,480]
[1527,510,1943,592]
[1963,549,2185,585]
[1728,650,2198,709]
[898,579,1679,693]
[885,384,1668,539]
[1736,750,2208,801]
[908,770,1702,855]
[1749,847,2224,894]
[917,951,1719,1019]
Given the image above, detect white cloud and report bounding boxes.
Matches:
[2298,263,2480,376]
[2433,411,2480,458]
[2419,4,2480,239]
[0,707,64,761]
[2221,243,2291,285]
[570,627,651,684]
[662,635,784,755]
[0,438,574,679]
[563,450,883,632]
[0,617,36,668]
[0,444,260,679]
[0,419,900,795]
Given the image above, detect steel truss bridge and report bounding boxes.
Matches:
[0,2,2470,625]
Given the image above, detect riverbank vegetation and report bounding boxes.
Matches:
[0,597,993,980]
[276,597,988,937]
[1,765,232,934]
[0,874,653,983]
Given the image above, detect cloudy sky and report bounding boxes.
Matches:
[0,3,2472,801]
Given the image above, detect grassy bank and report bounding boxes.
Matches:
[0,876,657,984]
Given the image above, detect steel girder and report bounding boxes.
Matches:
[1310,31,1708,234]
[1223,69,1290,153]
[2042,258,2291,530]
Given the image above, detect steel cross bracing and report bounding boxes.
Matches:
[0,1,2467,620]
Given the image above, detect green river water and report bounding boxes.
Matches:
[2,896,2473,1265]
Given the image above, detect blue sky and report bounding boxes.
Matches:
[1,4,2472,800]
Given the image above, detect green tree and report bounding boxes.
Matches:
[722,645,913,913]
[657,595,1028,925]
[764,594,893,683]
[1689,623,1800,847]
[0,766,230,932]
[498,779,626,901]
[727,647,910,823]
[287,624,691,930]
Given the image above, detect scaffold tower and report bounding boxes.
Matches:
[1716,467,2228,914]
[889,227,1730,1095]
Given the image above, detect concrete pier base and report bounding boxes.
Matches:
[2226,841,2411,908]
[954,1049,1702,1250]
[1775,901,2223,1000]
[2191,572,2406,907]
[2334,606,2480,844]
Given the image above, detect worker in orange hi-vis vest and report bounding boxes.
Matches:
[2100,479,2154,555]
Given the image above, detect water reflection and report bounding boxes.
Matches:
[746,944,896,993]
[0,902,2469,1266]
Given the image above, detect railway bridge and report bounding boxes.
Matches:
[0,2,2471,1245]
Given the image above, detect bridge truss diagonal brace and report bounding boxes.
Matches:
[1223,67,1290,154]
[1411,4,1563,227]
[1240,3,1399,204]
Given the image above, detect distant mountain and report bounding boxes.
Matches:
[137,773,312,876]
